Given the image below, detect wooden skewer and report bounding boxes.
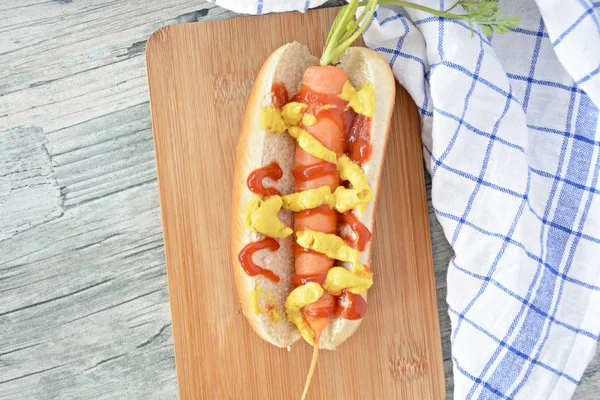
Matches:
[301,344,320,400]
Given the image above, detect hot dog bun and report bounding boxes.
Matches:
[231,42,395,350]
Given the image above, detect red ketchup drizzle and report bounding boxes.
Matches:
[271,82,289,109]
[292,85,355,136]
[346,114,372,165]
[302,290,367,320]
[294,205,337,235]
[292,161,338,184]
[302,306,335,318]
[339,211,372,251]
[295,204,334,219]
[336,290,368,320]
[291,242,321,257]
[247,161,283,197]
[303,303,336,319]
[291,272,328,287]
[238,238,281,282]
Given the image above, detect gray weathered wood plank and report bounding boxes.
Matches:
[0,0,597,399]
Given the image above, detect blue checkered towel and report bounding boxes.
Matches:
[214,0,600,398]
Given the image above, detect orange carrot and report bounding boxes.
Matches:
[294,65,349,339]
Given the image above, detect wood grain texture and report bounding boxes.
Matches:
[145,8,444,399]
[0,0,598,399]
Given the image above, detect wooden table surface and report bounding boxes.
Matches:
[0,1,597,398]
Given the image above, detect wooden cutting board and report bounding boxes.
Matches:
[145,7,444,400]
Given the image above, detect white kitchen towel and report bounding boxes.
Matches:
[212,0,600,398]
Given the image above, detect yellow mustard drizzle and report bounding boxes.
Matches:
[296,230,360,266]
[337,155,373,213]
[339,81,376,117]
[263,290,283,323]
[288,126,338,164]
[338,155,369,190]
[281,186,336,212]
[259,105,286,134]
[268,308,283,323]
[280,185,370,214]
[323,266,373,296]
[281,102,307,126]
[250,286,283,323]
[301,113,317,127]
[334,187,372,213]
[250,286,262,315]
[285,282,324,345]
[243,195,292,239]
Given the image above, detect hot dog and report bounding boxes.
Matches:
[230,41,394,397]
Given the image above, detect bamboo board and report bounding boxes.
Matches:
[145,7,444,399]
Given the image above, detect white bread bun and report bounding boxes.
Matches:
[230,42,395,350]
